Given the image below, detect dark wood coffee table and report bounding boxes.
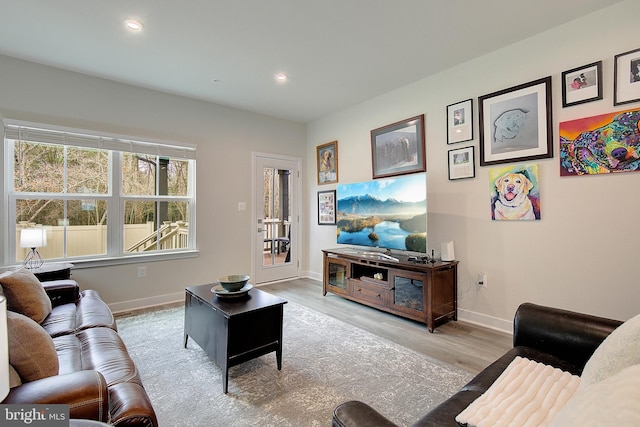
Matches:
[183,283,287,393]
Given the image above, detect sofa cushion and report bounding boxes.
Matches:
[0,268,52,323]
[580,312,640,387]
[54,327,142,387]
[551,363,640,427]
[7,311,59,383]
[41,289,117,337]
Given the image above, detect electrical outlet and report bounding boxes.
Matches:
[137,266,147,278]
[477,273,487,288]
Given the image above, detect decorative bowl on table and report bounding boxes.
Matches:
[218,275,250,292]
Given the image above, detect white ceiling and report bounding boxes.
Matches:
[0,0,622,123]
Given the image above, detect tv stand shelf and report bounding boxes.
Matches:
[322,248,458,332]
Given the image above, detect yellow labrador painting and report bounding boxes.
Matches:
[490,164,540,221]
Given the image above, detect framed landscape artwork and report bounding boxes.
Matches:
[370,115,425,179]
[479,76,553,166]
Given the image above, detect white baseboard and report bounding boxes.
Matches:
[107,276,513,337]
[109,291,184,315]
[305,269,511,334]
[109,275,321,314]
[303,270,321,282]
[458,308,513,335]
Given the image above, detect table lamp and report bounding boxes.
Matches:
[20,228,47,269]
[0,295,9,401]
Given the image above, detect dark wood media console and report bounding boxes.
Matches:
[322,248,458,332]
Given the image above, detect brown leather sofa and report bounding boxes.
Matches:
[332,303,623,427]
[1,268,157,427]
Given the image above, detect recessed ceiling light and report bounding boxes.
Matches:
[275,73,288,83]
[125,19,143,31]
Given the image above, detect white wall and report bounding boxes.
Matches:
[1,2,638,327]
[0,55,306,310]
[305,1,640,330]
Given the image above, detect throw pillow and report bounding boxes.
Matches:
[0,267,52,323]
[9,364,22,388]
[7,311,59,383]
[580,312,640,387]
[455,356,580,427]
[551,363,640,427]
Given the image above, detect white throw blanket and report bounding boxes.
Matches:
[455,356,580,427]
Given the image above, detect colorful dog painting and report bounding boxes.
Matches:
[490,164,540,221]
[559,108,640,176]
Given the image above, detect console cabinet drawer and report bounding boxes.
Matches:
[350,280,388,306]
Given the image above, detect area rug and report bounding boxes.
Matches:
[116,298,473,427]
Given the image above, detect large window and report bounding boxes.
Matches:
[4,121,196,265]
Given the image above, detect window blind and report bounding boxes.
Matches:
[3,121,196,160]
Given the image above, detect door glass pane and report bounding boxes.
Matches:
[394,276,423,311]
[263,167,291,267]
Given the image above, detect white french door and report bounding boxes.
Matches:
[253,153,300,283]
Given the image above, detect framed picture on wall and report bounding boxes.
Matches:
[561,61,603,107]
[448,146,475,180]
[317,190,336,225]
[370,114,425,179]
[614,47,640,106]
[447,99,473,144]
[478,76,553,166]
[316,140,338,185]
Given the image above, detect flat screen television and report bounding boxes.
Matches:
[336,173,427,253]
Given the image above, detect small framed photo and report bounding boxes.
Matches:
[562,61,603,107]
[317,140,338,185]
[448,146,475,180]
[317,190,336,225]
[479,76,553,166]
[447,99,473,144]
[614,47,640,106]
[370,114,425,179]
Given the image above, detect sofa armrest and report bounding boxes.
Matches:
[2,371,109,423]
[332,401,399,427]
[42,280,80,307]
[513,303,623,370]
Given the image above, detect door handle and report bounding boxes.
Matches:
[258,228,264,233]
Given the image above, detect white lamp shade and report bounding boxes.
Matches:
[0,295,9,401]
[19,228,47,248]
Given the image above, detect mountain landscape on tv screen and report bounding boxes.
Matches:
[337,194,425,216]
[336,177,427,252]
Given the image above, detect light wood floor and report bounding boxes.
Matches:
[118,277,512,376]
[259,278,512,375]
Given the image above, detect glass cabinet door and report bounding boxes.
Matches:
[327,259,348,292]
[392,273,424,312]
